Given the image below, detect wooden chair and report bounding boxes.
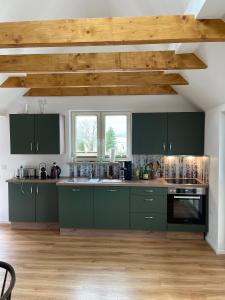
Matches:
[0,262,16,300]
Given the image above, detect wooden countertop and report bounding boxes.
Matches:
[7,177,208,188]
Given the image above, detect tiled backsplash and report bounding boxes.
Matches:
[69,155,209,183]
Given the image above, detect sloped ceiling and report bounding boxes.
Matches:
[0,0,224,113]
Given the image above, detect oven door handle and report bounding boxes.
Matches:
[173,196,201,199]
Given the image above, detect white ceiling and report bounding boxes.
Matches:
[0,0,224,113]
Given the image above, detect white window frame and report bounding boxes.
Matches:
[71,111,101,161]
[71,111,131,161]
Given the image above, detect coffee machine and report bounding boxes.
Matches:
[120,161,132,181]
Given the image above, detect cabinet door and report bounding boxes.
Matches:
[167,112,205,155]
[10,114,35,154]
[35,114,60,154]
[132,113,167,154]
[36,184,58,222]
[94,187,130,229]
[8,183,35,222]
[58,186,93,228]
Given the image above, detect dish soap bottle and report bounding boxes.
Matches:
[143,165,149,180]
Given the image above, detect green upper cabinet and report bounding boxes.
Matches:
[132,113,167,154]
[35,114,60,154]
[10,114,35,154]
[36,184,58,223]
[9,114,65,154]
[8,182,36,222]
[132,112,205,155]
[167,112,205,155]
[93,187,130,229]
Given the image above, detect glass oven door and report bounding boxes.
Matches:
[167,194,206,224]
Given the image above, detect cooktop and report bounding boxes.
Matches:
[166,178,200,185]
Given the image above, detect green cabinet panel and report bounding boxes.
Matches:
[10,114,35,154]
[94,187,130,229]
[35,114,60,154]
[167,112,205,155]
[131,187,167,197]
[132,113,167,154]
[9,114,63,154]
[132,112,205,155]
[8,183,35,222]
[58,186,93,228]
[36,184,58,222]
[130,213,167,230]
[167,224,207,232]
[130,194,167,213]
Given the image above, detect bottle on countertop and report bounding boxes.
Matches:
[139,167,143,180]
[143,164,149,180]
[19,165,24,179]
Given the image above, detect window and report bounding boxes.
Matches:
[71,112,131,160]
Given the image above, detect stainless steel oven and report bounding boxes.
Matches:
[167,187,207,225]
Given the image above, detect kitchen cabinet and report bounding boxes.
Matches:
[130,187,167,230]
[93,186,130,229]
[9,114,65,154]
[9,182,35,222]
[9,114,35,155]
[132,113,167,154]
[8,182,58,223]
[167,112,205,155]
[58,186,93,228]
[36,184,58,222]
[132,112,205,155]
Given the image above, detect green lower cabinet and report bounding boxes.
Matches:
[130,213,167,230]
[58,186,93,228]
[94,187,130,229]
[9,183,35,222]
[36,184,58,222]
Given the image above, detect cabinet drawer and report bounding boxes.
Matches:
[131,187,167,196]
[130,213,167,231]
[130,194,166,213]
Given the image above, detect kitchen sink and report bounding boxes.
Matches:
[63,178,100,183]
[62,178,123,184]
[101,179,123,183]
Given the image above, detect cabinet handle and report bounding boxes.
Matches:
[30,186,33,194]
[144,216,154,219]
[30,142,33,152]
[145,190,153,193]
[163,143,166,152]
[169,143,172,152]
[36,143,39,152]
[144,198,153,202]
[20,184,25,194]
[36,186,39,195]
[72,189,80,192]
[107,189,117,192]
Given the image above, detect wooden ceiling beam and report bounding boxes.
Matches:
[0,15,224,48]
[24,86,177,96]
[0,51,206,72]
[1,72,188,88]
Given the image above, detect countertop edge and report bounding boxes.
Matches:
[6,178,209,188]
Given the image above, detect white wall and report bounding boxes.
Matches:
[0,94,198,222]
[205,103,225,254]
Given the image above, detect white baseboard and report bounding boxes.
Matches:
[206,235,225,255]
[0,221,10,224]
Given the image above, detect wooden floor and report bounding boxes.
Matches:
[1,226,225,300]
